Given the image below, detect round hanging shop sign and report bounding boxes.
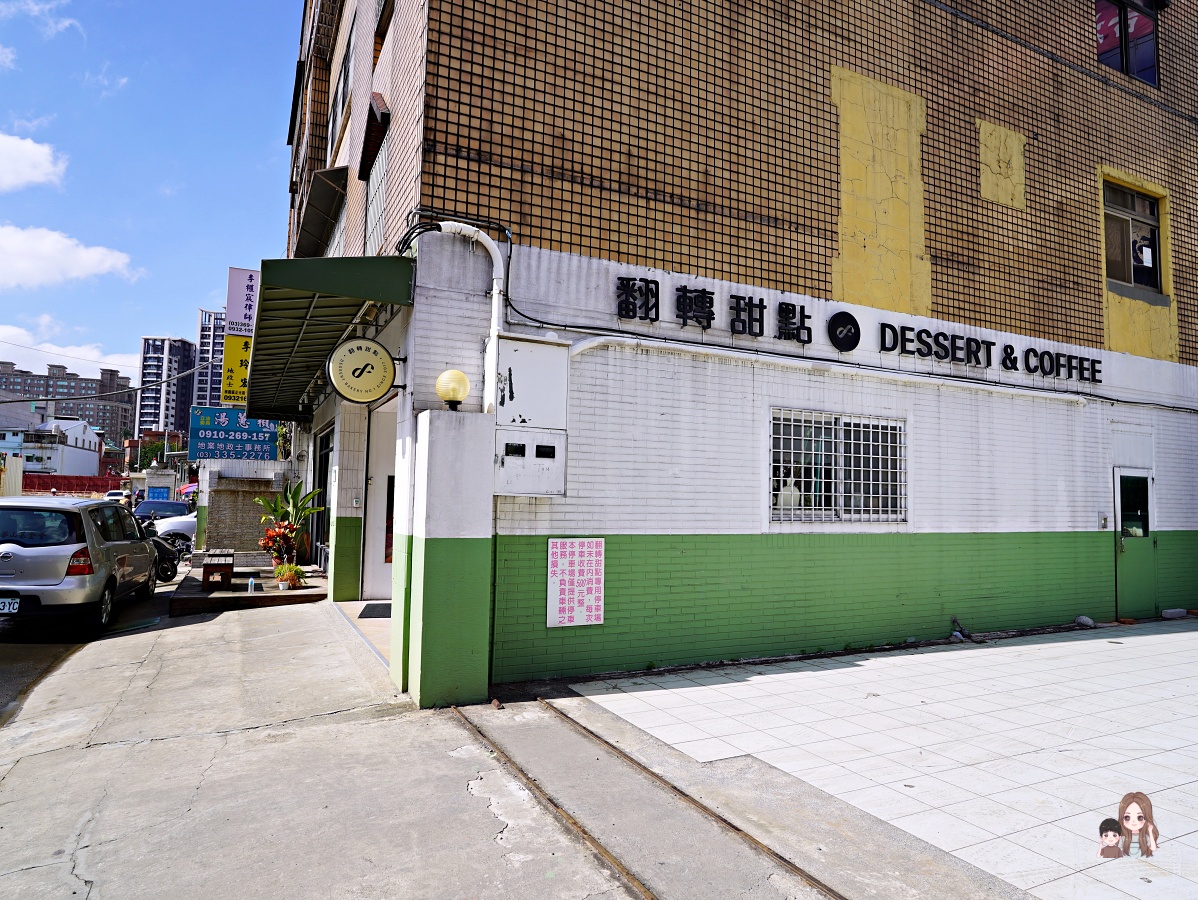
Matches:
[326,338,396,404]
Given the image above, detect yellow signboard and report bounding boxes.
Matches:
[221,335,252,406]
[220,267,259,406]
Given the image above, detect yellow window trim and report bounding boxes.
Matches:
[1097,165,1178,362]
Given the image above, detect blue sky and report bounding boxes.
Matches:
[0,0,298,383]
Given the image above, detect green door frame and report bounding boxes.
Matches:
[1114,466,1157,619]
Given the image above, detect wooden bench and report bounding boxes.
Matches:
[201,549,235,592]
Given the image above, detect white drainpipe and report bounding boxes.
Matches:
[437,221,506,413]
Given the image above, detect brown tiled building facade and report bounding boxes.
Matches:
[290,0,1195,365]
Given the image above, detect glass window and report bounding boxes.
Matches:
[89,507,125,543]
[1104,182,1161,291]
[118,508,142,540]
[1119,476,1150,537]
[771,410,906,523]
[0,509,84,547]
[1095,1,1158,86]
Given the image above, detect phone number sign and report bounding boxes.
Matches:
[188,406,279,461]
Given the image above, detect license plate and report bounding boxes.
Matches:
[0,598,18,614]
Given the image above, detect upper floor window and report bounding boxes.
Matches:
[1104,183,1160,291]
[1095,1,1159,86]
[327,15,356,165]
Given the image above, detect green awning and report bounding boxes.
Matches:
[245,256,413,422]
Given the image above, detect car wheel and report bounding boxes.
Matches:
[157,560,178,582]
[137,567,158,600]
[91,584,114,631]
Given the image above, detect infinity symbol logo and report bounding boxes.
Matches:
[351,362,375,379]
[836,325,857,339]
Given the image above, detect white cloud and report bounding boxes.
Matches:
[0,43,15,69]
[0,132,66,192]
[10,113,55,133]
[0,224,137,290]
[84,62,127,98]
[0,1,82,38]
[0,323,138,380]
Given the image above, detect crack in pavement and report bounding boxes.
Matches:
[82,631,165,747]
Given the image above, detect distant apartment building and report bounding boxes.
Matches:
[0,362,134,439]
[21,416,103,477]
[194,308,227,407]
[137,338,196,438]
[0,388,47,464]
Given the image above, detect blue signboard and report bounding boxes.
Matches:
[147,486,170,500]
[188,407,279,461]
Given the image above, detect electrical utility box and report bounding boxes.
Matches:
[494,335,568,496]
[495,427,566,496]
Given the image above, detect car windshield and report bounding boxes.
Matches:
[134,501,189,518]
[0,508,85,547]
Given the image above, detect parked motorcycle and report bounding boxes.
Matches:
[143,522,181,582]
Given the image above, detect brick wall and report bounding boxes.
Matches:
[416,0,1198,362]
[205,475,284,552]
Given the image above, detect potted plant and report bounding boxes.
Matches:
[274,563,307,591]
[254,480,324,565]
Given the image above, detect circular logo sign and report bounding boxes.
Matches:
[827,311,861,353]
[326,338,396,404]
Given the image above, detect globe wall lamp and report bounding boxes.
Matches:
[435,370,470,411]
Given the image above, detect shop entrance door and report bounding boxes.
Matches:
[1114,467,1157,619]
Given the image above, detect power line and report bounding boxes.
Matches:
[0,337,140,369]
[0,359,218,405]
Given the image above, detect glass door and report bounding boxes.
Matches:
[1114,467,1157,619]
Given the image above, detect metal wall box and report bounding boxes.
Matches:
[495,428,566,496]
[495,336,568,430]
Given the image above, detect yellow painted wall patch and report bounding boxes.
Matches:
[977,120,1026,210]
[830,67,931,318]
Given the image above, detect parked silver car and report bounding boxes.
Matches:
[0,498,158,630]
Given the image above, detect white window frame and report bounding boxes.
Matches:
[364,130,388,256]
[770,408,907,524]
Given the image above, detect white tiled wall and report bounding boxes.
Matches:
[406,239,1198,538]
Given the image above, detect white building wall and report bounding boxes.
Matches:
[404,239,1198,538]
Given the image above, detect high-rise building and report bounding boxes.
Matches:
[0,362,134,439]
[136,337,196,438]
[194,308,227,407]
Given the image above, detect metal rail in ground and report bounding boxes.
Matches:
[536,697,852,900]
[449,705,658,899]
[452,701,851,900]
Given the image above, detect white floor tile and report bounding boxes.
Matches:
[941,796,1046,833]
[752,746,827,773]
[795,763,876,794]
[1087,856,1198,899]
[886,775,978,807]
[839,783,933,821]
[722,730,789,754]
[645,722,712,744]
[889,807,997,852]
[988,786,1092,823]
[672,737,745,762]
[1028,871,1136,899]
[691,716,757,738]
[955,837,1075,890]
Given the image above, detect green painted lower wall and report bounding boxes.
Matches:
[1155,531,1198,611]
[409,536,492,707]
[389,534,413,693]
[492,531,1135,683]
[195,505,207,550]
[327,516,363,602]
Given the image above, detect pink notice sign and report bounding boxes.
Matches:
[547,538,605,628]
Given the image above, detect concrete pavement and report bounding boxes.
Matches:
[0,601,627,899]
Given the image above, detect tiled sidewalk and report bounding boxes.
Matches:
[572,621,1198,899]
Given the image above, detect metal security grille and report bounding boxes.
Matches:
[771,409,906,523]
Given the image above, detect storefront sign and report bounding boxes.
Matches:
[547,538,604,627]
[188,406,279,461]
[221,268,259,405]
[326,338,396,404]
[611,275,1104,385]
[878,323,1103,383]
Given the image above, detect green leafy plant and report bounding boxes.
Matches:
[254,479,324,527]
[273,563,307,588]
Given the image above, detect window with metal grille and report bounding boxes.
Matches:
[365,131,387,256]
[771,409,906,523]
